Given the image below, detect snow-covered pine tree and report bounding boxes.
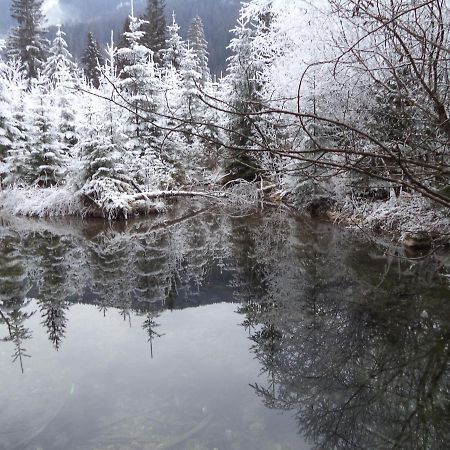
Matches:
[187,16,210,85]
[0,73,14,166]
[369,74,432,177]
[42,26,79,154]
[116,11,162,163]
[0,40,6,60]
[26,82,65,187]
[157,54,194,179]
[1,46,31,185]
[179,45,201,131]
[78,101,130,217]
[196,77,223,165]
[3,89,31,186]
[7,0,48,79]
[82,32,104,89]
[116,16,132,77]
[51,82,79,155]
[163,11,185,70]
[140,0,167,66]
[78,37,134,217]
[283,118,341,206]
[42,25,77,87]
[222,17,263,182]
[79,97,125,186]
[161,44,211,176]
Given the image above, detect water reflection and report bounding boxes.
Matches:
[0,208,449,449]
[0,229,33,372]
[235,216,450,450]
[1,208,235,363]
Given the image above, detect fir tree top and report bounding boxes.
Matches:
[7,0,49,79]
[43,25,77,86]
[140,0,167,67]
[188,16,210,85]
[163,11,185,70]
[82,32,104,89]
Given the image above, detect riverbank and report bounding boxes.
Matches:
[1,184,449,249]
[328,193,450,248]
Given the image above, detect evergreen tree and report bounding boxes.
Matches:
[7,0,48,79]
[3,91,31,186]
[188,16,210,85]
[52,82,79,154]
[179,45,201,134]
[82,32,104,88]
[116,16,132,77]
[26,84,65,187]
[40,26,79,154]
[223,18,263,181]
[79,98,125,184]
[78,58,133,217]
[163,11,185,70]
[42,25,76,87]
[116,12,161,157]
[369,73,433,167]
[140,0,167,66]
[197,78,223,163]
[0,75,15,165]
[79,32,124,190]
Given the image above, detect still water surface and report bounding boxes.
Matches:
[0,206,449,449]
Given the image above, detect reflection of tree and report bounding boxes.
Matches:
[88,233,135,316]
[141,310,162,359]
[32,232,70,350]
[239,221,450,450]
[229,214,273,305]
[134,232,171,308]
[0,305,34,373]
[0,229,33,372]
[181,219,212,294]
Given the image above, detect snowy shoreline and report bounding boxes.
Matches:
[2,185,449,250]
[327,194,450,250]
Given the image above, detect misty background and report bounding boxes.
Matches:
[0,0,241,74]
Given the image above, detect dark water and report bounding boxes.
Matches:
[0,206,449,450]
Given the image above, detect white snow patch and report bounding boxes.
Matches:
[0,187,85,217]
[340,193,450,239]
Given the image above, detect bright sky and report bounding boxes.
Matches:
[42,0,69,25]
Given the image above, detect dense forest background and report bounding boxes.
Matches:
[0,0,241,74]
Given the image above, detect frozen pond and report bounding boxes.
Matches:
[0,207,449,449]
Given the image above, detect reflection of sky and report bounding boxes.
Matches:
[0,301,306,450]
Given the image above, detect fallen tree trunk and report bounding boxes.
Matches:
[82,183,283,219]
[127,190,229,202]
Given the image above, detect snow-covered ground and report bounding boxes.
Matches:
[0,186,84,217]
[334,193,450,244]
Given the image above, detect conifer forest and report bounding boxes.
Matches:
[0,1,450,450]
[0,0,446,232]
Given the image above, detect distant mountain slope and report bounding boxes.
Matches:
[0,0,241,74]
[0,0,13,34]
